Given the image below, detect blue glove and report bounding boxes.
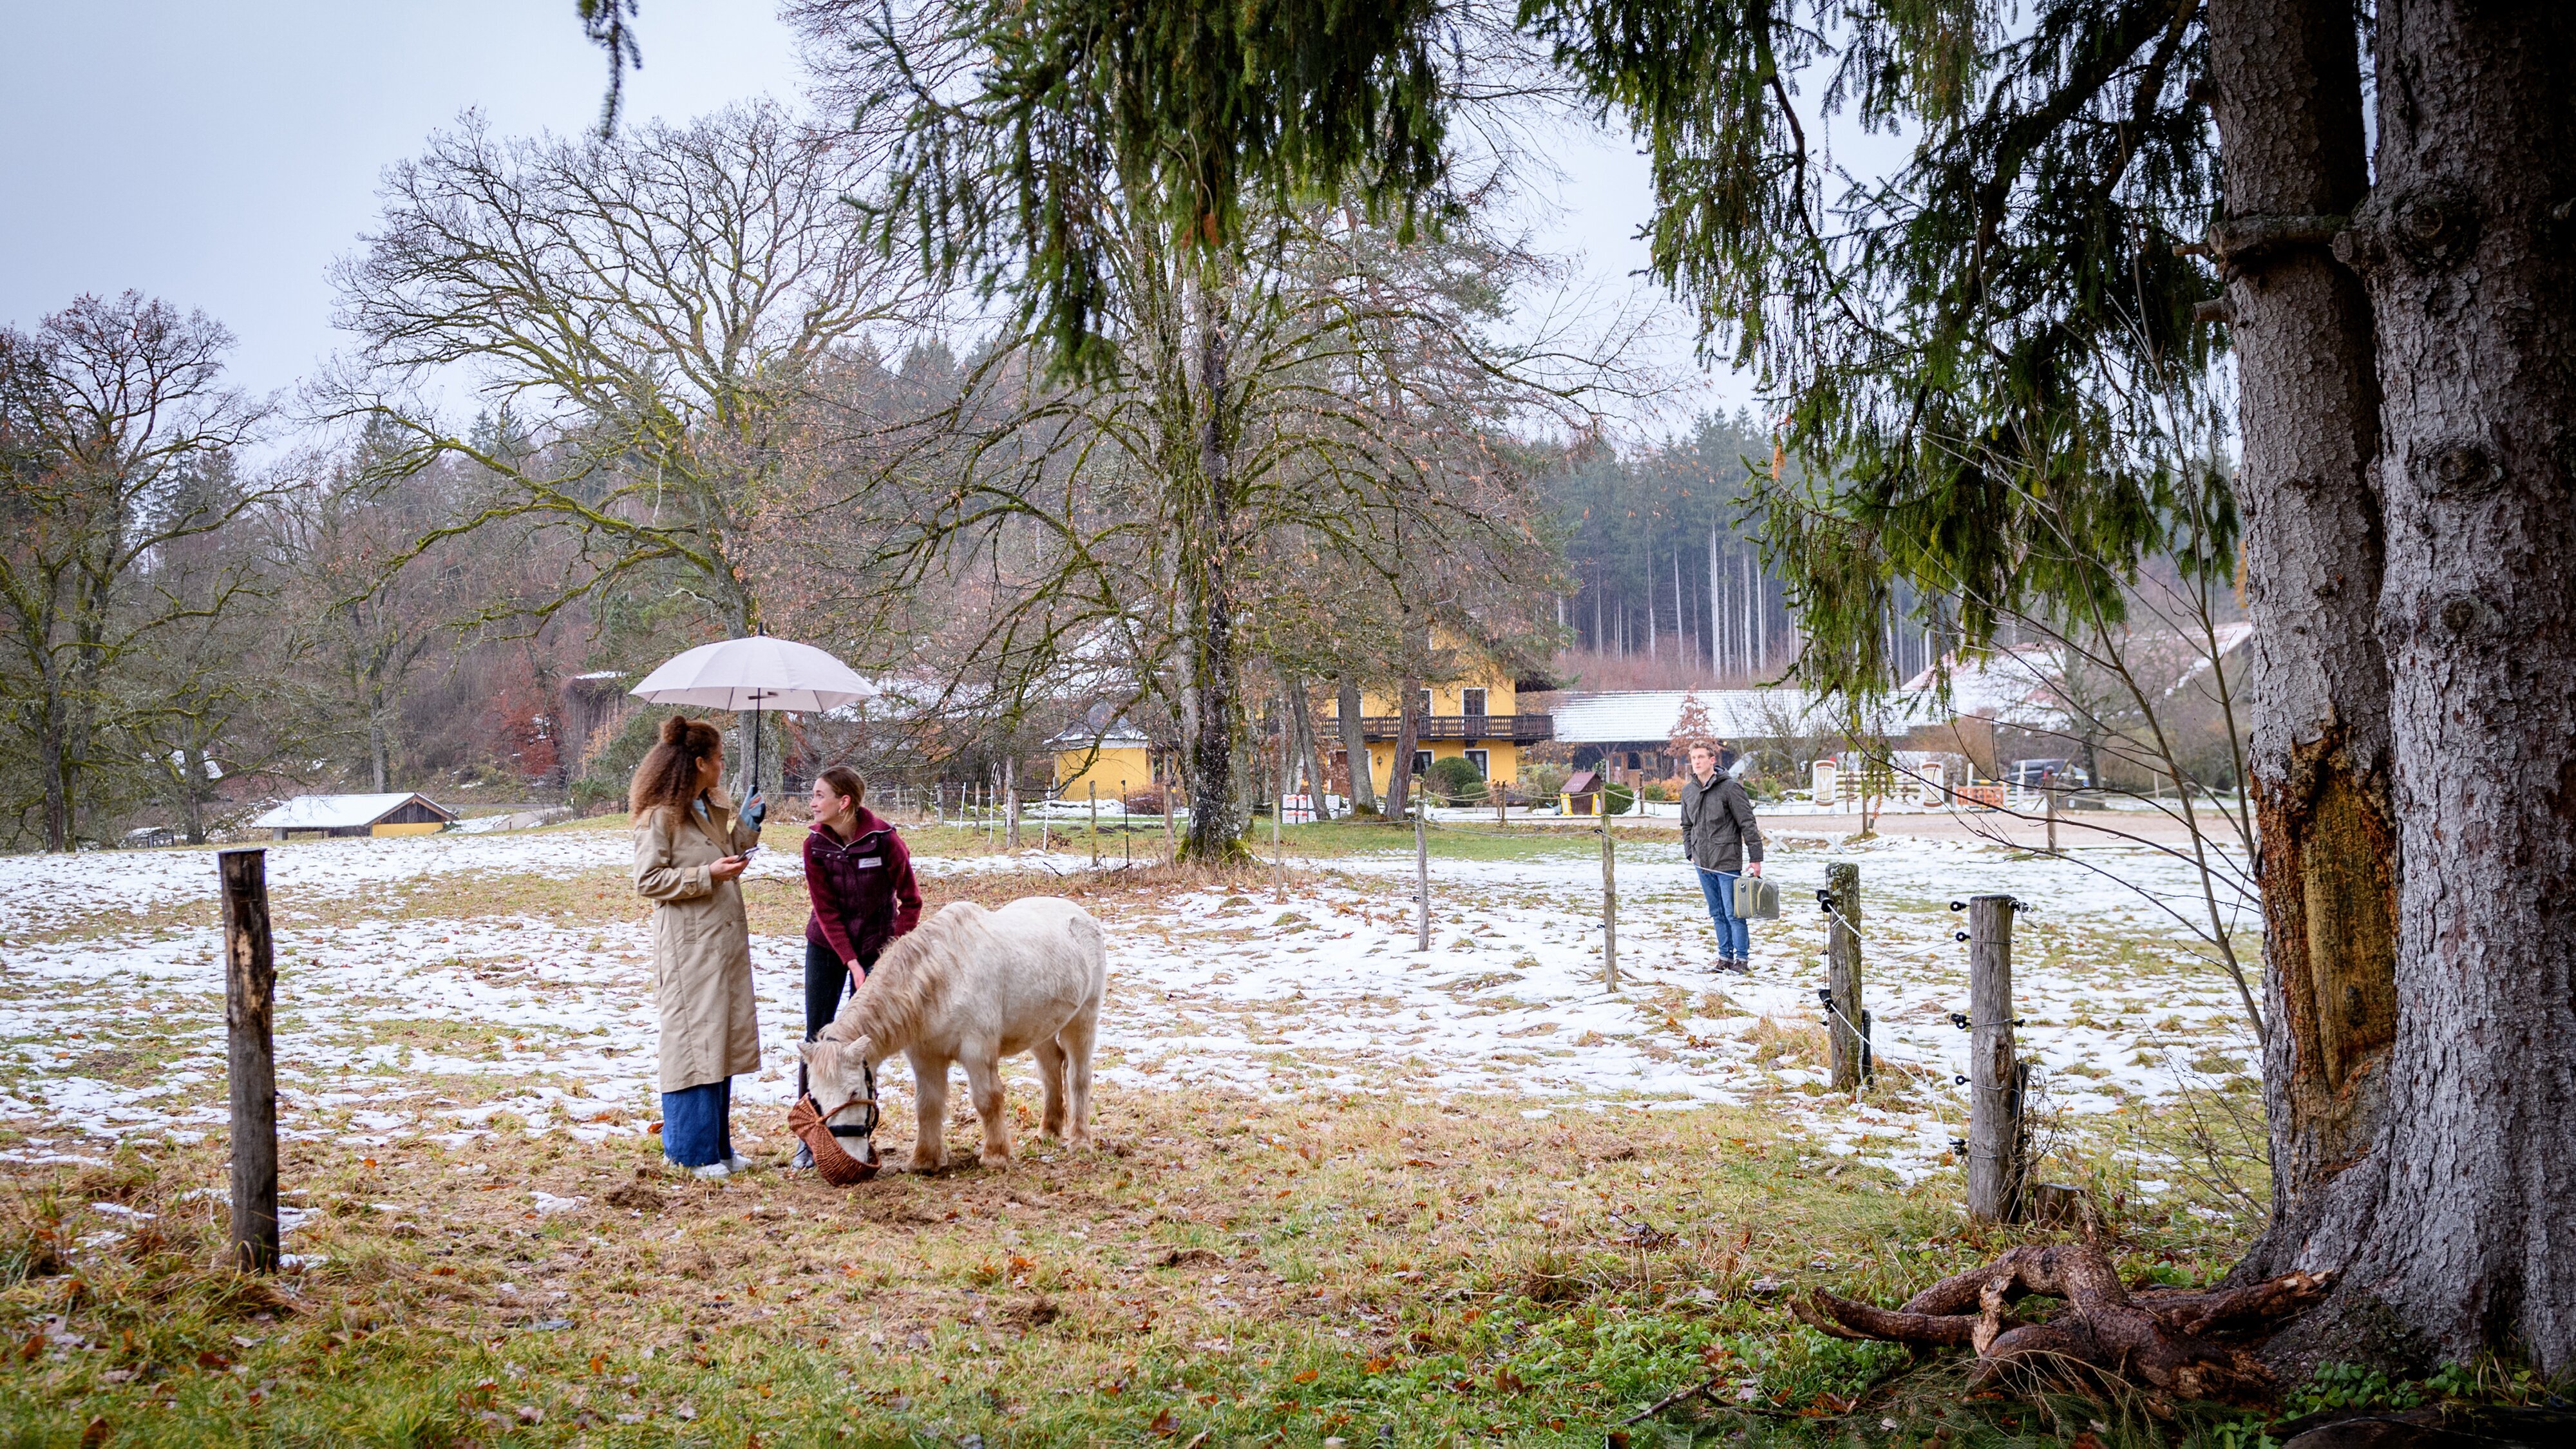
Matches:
[743,790,767,830]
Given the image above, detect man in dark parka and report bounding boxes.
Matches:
[1678,741,1765,972]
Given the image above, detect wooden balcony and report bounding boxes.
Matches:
[1326,714,1555,744]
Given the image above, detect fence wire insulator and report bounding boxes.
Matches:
[1954,930,1970,942]
[1950,900,1967,912]
[1950,1011,1971,1030]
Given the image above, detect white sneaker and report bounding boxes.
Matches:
[691,1162,730,1180]
[723,1153,756,1174]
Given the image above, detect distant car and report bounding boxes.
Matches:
[2005,759,2088,789]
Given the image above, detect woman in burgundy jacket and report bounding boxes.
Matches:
[797,766,921,1157]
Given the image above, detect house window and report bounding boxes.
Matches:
[1413,750,1433,777]
[1461,688,1487,716]
[1464,749,1490,779]
[1412,688,1433,717]
[1627,751,1642,770]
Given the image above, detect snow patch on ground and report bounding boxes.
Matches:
[0,824,2257,1189]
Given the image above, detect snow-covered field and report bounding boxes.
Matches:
[0,822,2259,1187]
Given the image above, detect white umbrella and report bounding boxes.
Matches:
[631,633,878,806]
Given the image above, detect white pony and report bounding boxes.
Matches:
[798,897,1105,1170]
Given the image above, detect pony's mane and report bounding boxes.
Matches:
[825,900,981,1053]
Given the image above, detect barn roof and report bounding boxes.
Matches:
[1542,689,1833,744]
[1045,718,1152,750]
[248,792,455,829]
[1893,623,2254,729]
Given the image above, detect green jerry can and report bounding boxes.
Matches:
[1732,873,1781,920]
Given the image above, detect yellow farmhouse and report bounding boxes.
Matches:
[1046,719,1157,804]
[1325,634,1551,796]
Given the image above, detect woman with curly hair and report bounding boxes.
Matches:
[631,715,766,1177]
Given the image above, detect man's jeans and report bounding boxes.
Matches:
[1696,867,1751,959]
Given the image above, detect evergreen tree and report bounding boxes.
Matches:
[906,0,2576,1377]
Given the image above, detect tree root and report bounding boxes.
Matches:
[1791,1242,2330,1407]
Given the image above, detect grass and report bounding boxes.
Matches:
[0,819,2370,1444]
[0,1079,2300,1449]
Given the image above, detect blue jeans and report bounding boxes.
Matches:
[661,1078,734,1168]
[1697,867,1751,959]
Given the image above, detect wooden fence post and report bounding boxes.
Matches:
[1599,815,1620,991]
[2045,782,2060,853]
[1826,862,1865,1091]
[1966,893,2023,1222]
[1004,756,1020,851]
[1414,801,1430,951]
[219,848,279,1274]
[1274,727,1287,900]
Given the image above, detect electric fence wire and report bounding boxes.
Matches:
[1806,915,1983,1114]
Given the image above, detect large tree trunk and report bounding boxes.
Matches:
[1385,678,1421,819]
[39,681,71,852]
[2205,0,2400,1285]
[1336,675,1378,816]
[32,621,75,851]
[182,746,209,846]
[2306,0,2576,1371]
[1283,673,1332,822]
[1182,278,1249,863]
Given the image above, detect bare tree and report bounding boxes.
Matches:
[331,102,925,799]
[838,202,1608,859]
[267,440,475,793]
[0,294,270,849]
[123,455,290,844]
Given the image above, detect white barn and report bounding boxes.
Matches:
[249,793,457,840]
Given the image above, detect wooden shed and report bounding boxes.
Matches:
[1560,769,1604,817]
[251,792,457,840]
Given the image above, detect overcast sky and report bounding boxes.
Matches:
[1,1,1748,436]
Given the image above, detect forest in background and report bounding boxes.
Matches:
[0,98,1620,849]
[1540,411,1940,691]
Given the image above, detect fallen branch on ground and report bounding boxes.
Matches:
[1621,1379,1713,1425]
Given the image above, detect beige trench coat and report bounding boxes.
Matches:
[634,791,762,1094]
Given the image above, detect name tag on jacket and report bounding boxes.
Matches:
[855,857,883,869]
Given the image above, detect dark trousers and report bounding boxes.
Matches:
[798,939,875,1100]
[661,1078,733,1168]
